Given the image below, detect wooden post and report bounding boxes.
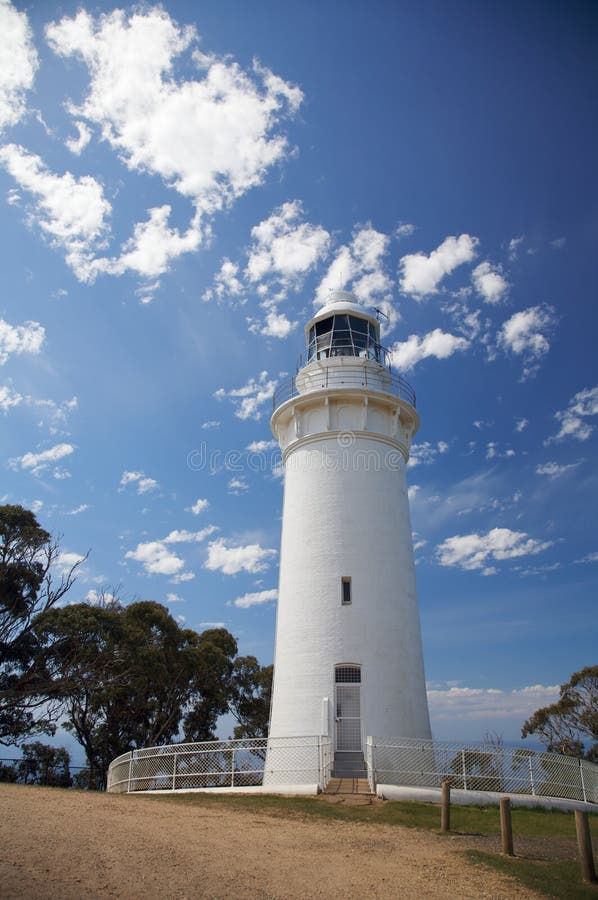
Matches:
[500,796,514,856]
[575,810,597,884]
[441,779,451,833]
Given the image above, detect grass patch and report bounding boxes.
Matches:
[131,790,596,839]
[465,850,598,899]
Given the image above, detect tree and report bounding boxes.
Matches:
[522,665,598,761]
[229,656,273,739]
[17,741,71,787]
[33,601,238,787]
[0,505,85,745]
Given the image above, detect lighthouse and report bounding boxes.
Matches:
[266,289,431,782]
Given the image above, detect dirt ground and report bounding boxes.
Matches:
[0,783,544,899]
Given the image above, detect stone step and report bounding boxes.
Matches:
[332,751,367,778]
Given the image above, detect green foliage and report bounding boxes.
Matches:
[17,741,72,787]
[34,602,238,787]
[522,665,598,761]
[0,504,84,745]
[229,656,273,739]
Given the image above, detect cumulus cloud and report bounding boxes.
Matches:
[427,683,560,721]
[515,418,528,433]
[389,329,470,371]
[399,234,478,298]
[125,540,184,576]
[204,538,276,575]
[65,120,92,155]
[228,477,249,494]
[0,384,23,412]
[126,525,216,578]
[119,470,159,494]
[408,441,449,468]
[10,442,74,475]
[188,498,209,515]
[246,439,278,453]
[0,316,45,365]
[201,420,220,430]
[545,386,598,444]
[315,225,394,321]
[202,258,244,303]
[246,201,330,287]
[497,305,556,379]
[46,7,302,213]
[233,588,277,608]
[472,261,508,304]
[0,145,113,282]
[214,370,277,420]
[248,309,297,339]
[436,527,552,575]
[535,460,581,478]
[0,2,38,132]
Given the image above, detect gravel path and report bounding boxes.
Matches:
[1,784,542,899]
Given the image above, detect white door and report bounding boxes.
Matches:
[335,666,361,751]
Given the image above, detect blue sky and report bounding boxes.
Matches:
[1,0,597,755]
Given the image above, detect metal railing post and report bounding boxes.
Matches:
[461,749,468,790]
[529,757,536,796]
[579,758,587,803]
[231,747,235,788]
[172,751,177,790]
[127,753,133,793]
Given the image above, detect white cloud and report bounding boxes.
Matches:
[436,527,552,574]
[46,7,302,215]
[395,222,416,239]
[0,144,112,282]
[427,683,560,721]
[228,477,249,494]
[515,418,528,433]
[315,225,393,314]
[408,441,449,468]
[55,550,87,575]
[85,588,116,605]
[0,316,45,365]
[203,258,244,302]
[125,540,184,576]
[214,370,277,420]
[472,261,508,304]
[246,439,278,453]
[245,201,330,287]
[390,329,469,371]
[399,234,478,298]
[545,386,598,444]
[166,592,186,603]
[507,236,525,261]
[535,460,581,478]
[575,551,598,565]
[0,384,23,411]
[551,237,566,250]
[201,420,220,430]
[66,504,89,515]
[497,304,556,379]
[171,571,195,584]
[162,526,217,543]
[119,470,159,494]
[188,498,209,515]
[10,442,74,475]
[249,309,297,339]
[65,120,92,155]
[234,588,277,608]
[204,538,276,575]
[0,2,38,132]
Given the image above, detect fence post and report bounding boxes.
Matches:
[441,780,451,833]
[500,797,514,856]
[579,759,587,803]
[461,749,468,790]
[231,747,235,788]
[528,757,535,796]
[127,754,133,793]
[172,751,177,790]
[575,810,596,884]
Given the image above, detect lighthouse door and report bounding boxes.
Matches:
[335,666,362,752]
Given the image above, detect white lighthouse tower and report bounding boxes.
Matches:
[266,290,431,784]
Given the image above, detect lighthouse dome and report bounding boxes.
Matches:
[305,289,384,366]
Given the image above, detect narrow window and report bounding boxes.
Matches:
[341,576,352,605]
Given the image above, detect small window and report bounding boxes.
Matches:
[341,576,352,605]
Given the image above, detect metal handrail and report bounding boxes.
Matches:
[273,363,416,411]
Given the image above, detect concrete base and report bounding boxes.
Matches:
[140,784,320,797]
[376,784,597,813]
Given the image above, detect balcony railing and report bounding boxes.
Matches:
[273,363,416,411]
